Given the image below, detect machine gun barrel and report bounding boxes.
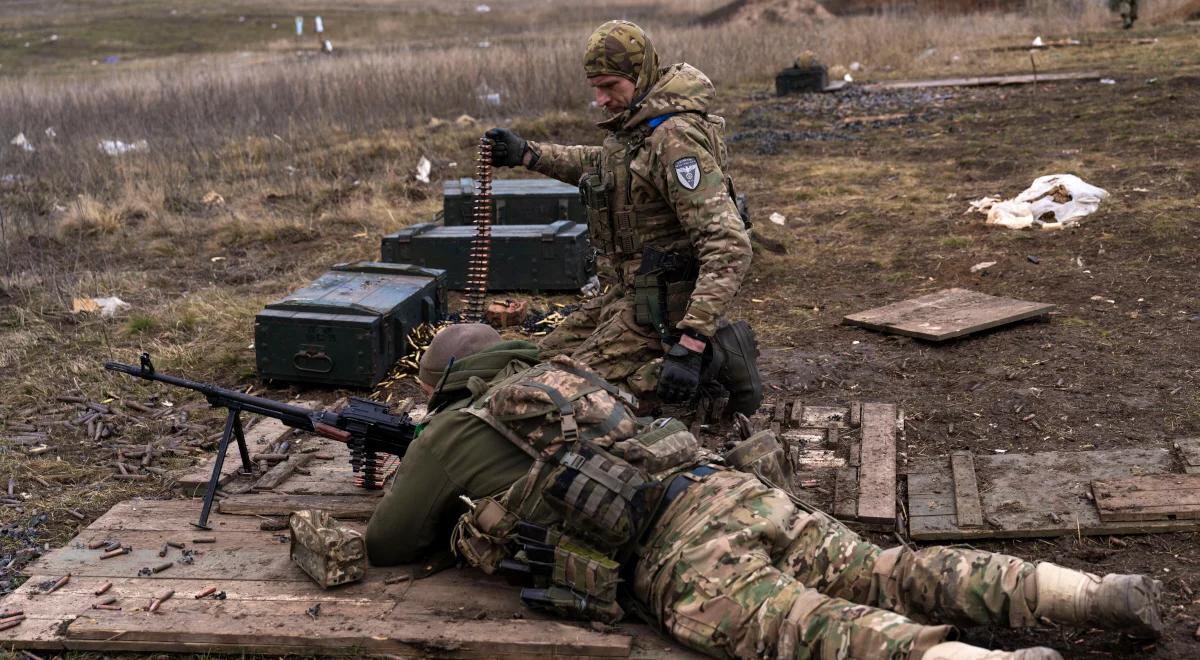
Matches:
[104,359,316,431]
[105,353,415,529]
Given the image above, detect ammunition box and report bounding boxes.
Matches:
[289,510,366,589]
[380,221,593,291]
[775,65,829,95]
[442,177,584,226]
[255,261,445,388]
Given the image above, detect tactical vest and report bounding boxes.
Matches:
[452,355,702,623]
[579,113,746,337]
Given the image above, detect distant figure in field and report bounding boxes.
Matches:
[1110,0,1138,29]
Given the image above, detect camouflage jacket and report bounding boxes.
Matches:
[527,63,752,338]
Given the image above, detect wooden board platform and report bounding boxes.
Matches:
[906,448,1200,540]
[843,288,1054,341]
[864,71,1101,90]
[0,499,695,658]
[1093,473,1200,522]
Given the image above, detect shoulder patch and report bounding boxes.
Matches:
[673,156,700,191]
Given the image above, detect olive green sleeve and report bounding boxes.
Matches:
[365,409,532,566]
[526,141,603,186]
[649,119,752,337]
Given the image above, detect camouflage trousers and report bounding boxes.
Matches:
[634,470,1040,659]
[538,284,663,398]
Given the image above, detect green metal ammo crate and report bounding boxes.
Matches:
[380,221,593,291]
[255,261,445,388]
[442,177,584,226]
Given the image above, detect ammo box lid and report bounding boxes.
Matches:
[262,261,444,316]
[444,177,578,197]
[390,220,583,243]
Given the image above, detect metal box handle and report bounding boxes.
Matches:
[293,349,334,373]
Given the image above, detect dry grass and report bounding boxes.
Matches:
[0,3,1135,249]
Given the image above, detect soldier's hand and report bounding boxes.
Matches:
[657,334,706,403]
[485,128,528,168]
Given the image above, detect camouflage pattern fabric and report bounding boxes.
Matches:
[528,21,751,342]
[633,470,1047,658]
[584,19,661,100]
[289,509,367,588]
[538,285,663,399]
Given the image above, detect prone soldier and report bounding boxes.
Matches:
[485,20,757,414]
[366,324,1164,660]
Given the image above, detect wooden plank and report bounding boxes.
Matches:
[67,605,630,657]
[842,288,1054,342]
[219,494,378,519]
[864,70,1101,91]
[1176,438,1200,474]
[856,403,896,525]
[905,448,1200,540]
[1093,473,1200,522]
[950,452,984,527]
[253,453,314,490]
[792,406,849,428]
[833,467,858,519]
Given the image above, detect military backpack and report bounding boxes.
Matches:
[452,355,701,622]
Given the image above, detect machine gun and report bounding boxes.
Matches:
[105,353,416,529]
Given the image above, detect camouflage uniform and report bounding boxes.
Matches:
[529,21,752,397]
[371,344,1157,658]
[635,469,1050,659]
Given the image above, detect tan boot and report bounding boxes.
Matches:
[1033,563,1163,638]
[920,641,1063,660]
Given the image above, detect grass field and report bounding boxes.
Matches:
[1,1,1199,657]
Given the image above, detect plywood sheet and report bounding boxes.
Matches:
[1093,473,1200,522]
[843,288,1053,341]
[906,448,1200,540]
[0,499,694,658]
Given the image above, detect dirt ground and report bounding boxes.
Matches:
[1,11,1199,660]
[726,28,1200,658]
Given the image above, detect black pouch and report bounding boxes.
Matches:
[541,442,663,548]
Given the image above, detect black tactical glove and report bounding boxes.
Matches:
[657,333,707,403]
[484,127,528,168]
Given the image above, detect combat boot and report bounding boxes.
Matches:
[920,642,1062,660]
[705,320,762,416]
[1032,563,1163,638]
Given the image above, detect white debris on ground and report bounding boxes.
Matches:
[970,261,997,273]
[414,156,432,184]
[969,174,1109,230]
[769,212,786,226]
[10,133,34,153]
[70,296,131,317]
[99,139,149,156]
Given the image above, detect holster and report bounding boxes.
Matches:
[633,246,698,339]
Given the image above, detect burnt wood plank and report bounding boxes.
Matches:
[842,288,1054,342]
[950,452,984,527]
[856,403,897,526]
[1093,473,1200,522]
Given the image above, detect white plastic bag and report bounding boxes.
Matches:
[970,174,1108,230]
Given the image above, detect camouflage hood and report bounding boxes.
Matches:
[428,340,539,410]
[600,63,715,133]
